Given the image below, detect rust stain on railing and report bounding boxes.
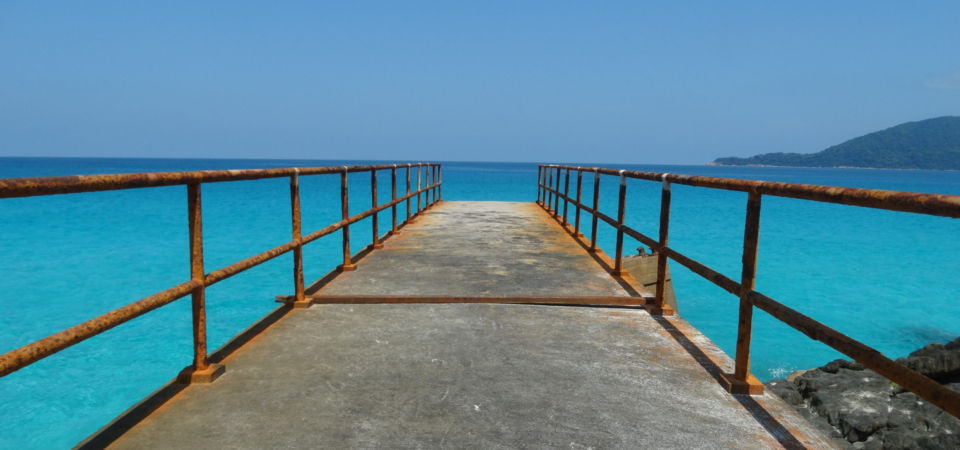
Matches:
[537,163,960,418]
[0,163,442,380]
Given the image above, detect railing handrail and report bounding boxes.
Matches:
[541,164,960,219]
[0,163,442,199]
[536,163,960,419]
[0,163,443,380]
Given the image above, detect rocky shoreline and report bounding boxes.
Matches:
[765,337,960,449]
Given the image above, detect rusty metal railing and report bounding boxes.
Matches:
[0,163,442,381]
[537,164,960,418]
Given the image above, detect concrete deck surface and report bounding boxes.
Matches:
[318,201,640,297]
[92,202,835,450]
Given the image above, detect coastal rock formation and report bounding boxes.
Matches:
[765,337,960,449]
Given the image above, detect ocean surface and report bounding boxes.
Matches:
[1,157,959,449]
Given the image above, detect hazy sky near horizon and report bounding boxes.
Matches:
[1,2,958,164]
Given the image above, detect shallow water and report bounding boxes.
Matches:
[1,157,959,449]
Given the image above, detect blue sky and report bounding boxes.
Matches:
[1,1,958,164]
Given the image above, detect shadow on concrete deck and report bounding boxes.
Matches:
[653,315,808,450]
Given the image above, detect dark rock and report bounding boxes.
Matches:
[766,379,803,406]
[881,432,920,450]
[945,337,960,351]
[909,343,946,358]
[916,433,960,450]
[764,336,960,449]
[820,359,867,373]
[895,337,960,381]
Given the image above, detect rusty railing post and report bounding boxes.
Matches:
[416,164,422,215]
[562,168,570,226]
[390,165,398,235]
[181,182,224,383]
[573,167,583,237]
[405,164,412,223]
[434,165,440,204]
[438,165,442,201]
[426,164,432,208]
[553,167,561,218]
[588,169,600,253]
[425,164,430,207]
[370,169,383,249]
[542,165,549,208]
[188,183,207,370]
[612,170,627,276]
[290,169,310,309]
[537,165,543,205]
[550,167,560,219]
[721,190,764,395]
[339,168,357,272]
[650,174,676,316]
[546,166,554,212]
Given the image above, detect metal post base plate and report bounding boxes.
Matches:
[178,364,225,384]
[719,373,764,395]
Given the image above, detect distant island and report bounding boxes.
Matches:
[710,116,960,170]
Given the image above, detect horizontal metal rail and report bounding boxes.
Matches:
[0,164,441,199]
[745,290,960,416]
[545,164,960,219]
[0,164,442,379]
[303,295,646,305]
[537,164,960,418]
[301,183,439,245]
[0,280,200,377]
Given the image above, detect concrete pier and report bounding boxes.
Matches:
[84,202,836,449]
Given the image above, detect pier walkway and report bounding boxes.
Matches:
[87,202,833,449]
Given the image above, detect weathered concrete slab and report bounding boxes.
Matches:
[94,202,836,449]
[318,201,638,297]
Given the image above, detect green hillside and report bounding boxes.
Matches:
[712,116,960,170]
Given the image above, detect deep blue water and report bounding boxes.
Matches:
[1,157,959,449]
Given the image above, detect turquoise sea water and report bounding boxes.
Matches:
[1,157,959,449]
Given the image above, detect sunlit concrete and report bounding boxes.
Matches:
[92,202,836,450]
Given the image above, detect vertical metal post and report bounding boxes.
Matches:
[438,165,442,201]
[735,191,761,379]
[722,190,763,395]
[391,166,398,235]
[543,165,549,207]
[425,164,430,207]
[371,170,382,249]
[290,170,307,308]
[187,182,208,372]
[589,169,600,252]
[651,174,675,316]
[416,164,422,214]
[553,167,561,218]
[406,164,412,222]
[612,170,627,275]
[426,165,432,207]
[562,168,570,225]
[574,168,583,237]
[339,168,356,271]
[546,166,554,212]
[434,165,440,204]
[537,166,543,205]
